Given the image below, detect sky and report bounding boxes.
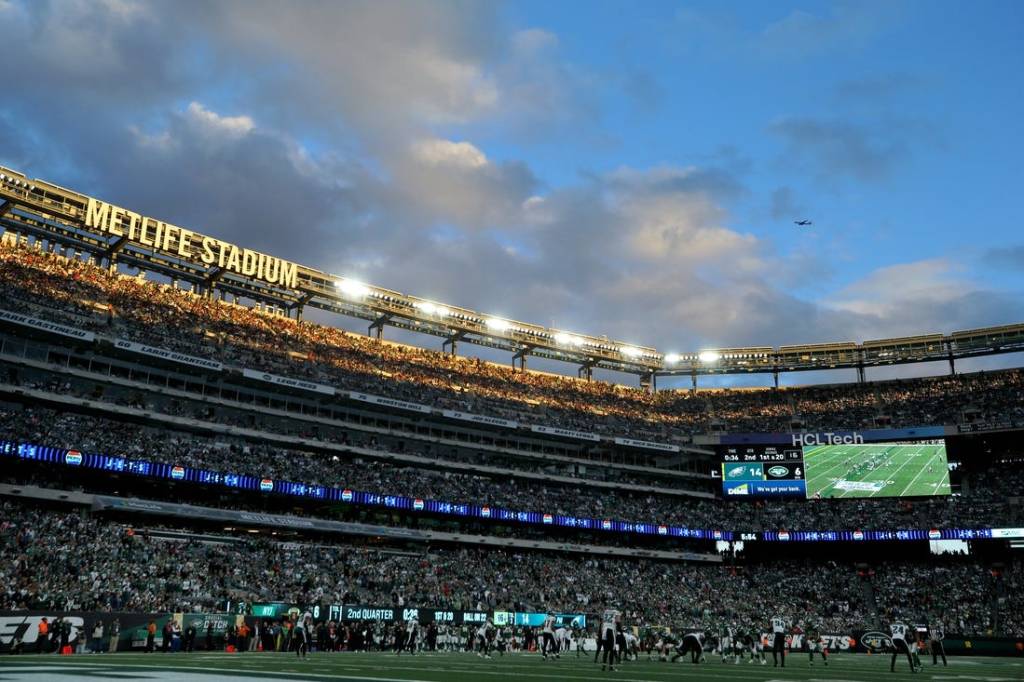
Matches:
[1,0,1023,388]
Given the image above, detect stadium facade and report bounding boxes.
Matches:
[0,167,1022,661]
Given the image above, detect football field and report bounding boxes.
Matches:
[803,443,951,499]
[0,651,1020,682]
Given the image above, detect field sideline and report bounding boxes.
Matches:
[0,651,1020,682]
[803,443,951,499]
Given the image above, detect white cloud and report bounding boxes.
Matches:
[411,139,488,169]
[184,102,255,139]
[828,259,970,317]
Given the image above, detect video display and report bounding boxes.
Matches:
[803,440,951,499]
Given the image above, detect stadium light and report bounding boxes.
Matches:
[486,318,510,332]
[664,353,681,365]
[698,350,721,363]
[620,346,642,359]
[554,332,583,347]
[415,301,449,317]
[336,278,370,299]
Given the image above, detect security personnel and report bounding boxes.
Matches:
[36,618,48,654]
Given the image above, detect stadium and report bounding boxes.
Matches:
[1,3,1024,682]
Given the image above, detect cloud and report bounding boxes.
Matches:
[983,245,1024,271]
[833,73,926,102]
[674,3,900,61]
[1,0,1020,368]
[825,259,1024,338]
[768,117,916,182]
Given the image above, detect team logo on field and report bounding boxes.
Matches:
[602,520,612,530]
[778,531,791,541]
[853,530,865,540]
[259,478,274,492]
[542,513,553,524]
[658,525,668,535]
[928,529,942,540]
[861,631,892,652]
[170,466,185,480]
[413,499,424,511]
[481,506,491,517]
[767,466,788,478]
[64,450,83,466]
[341,489,353,502]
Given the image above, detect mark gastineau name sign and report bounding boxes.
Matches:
[85,198,299,289]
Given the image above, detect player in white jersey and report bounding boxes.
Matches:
[598,608,620,671]
[292,612,310,658]
[475,619,493,658]
[888,621,918,672]
[540,613,559,659]
[400,616,418,655]
[770,615,787,667]
[494,626,507,656]
[554,625,569,653]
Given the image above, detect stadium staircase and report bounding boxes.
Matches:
[860,575,880,628]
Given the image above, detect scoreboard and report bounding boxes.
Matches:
[718,444,807,498]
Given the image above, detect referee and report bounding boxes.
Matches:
[929,621,947,667]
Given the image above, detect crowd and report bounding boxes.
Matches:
[2,404,1022,534]
[1,499,1021,637]
[2,243,1024,443]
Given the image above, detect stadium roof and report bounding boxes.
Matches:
[3,165,1024,378]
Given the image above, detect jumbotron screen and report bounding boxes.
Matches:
[802,440,951,499]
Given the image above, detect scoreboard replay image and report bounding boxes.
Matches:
[718,445,807,498]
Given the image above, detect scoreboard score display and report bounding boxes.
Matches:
[719,445,807,498]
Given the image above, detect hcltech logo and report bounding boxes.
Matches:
[792,432,865,446]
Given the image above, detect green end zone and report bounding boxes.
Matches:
[0,652,1020,682]
[803,443,951,499]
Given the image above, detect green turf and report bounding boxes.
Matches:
[0,651,1020,681]
[803,443,952,499]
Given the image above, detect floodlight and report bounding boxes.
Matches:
[620,346,642,358]
[416,301,451,317]
[698,350,721,363]
[336,279,370,299]
[486,318,510,332]
[664,353,681,365]
[554,332,583,346]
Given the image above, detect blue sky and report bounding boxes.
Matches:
[1,0,1022,387]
